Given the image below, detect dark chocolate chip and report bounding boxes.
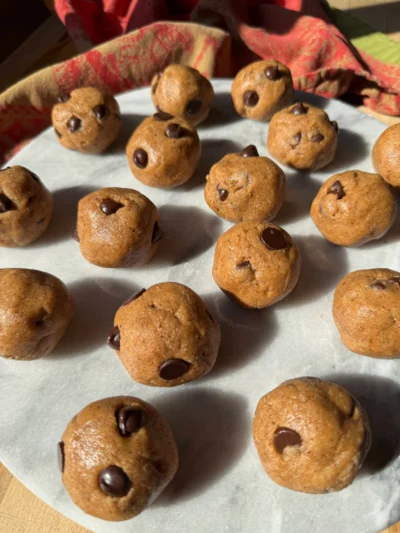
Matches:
[159,358,189,380]
[107,325,120,350]
[55,129,62,138]
[57,94,70,103]
[153,460,168,474]
[101,199,123,215]
[94,104,109,120]
[217,186,228,201]
[0,194,12,213]
[185,99,202,115]
[152,222,164,244]
[165,123,185,139]
[98,466,131,497]
[371,281,385,290]
[331,120,339,132]
[35,309,47,326]
[133,148,148,169]
[290,102,307,115]
[154,111,173,121]
[72,228,79,242]
[237,260,252,269]
[274,427,302,453]
[260,227,287,250]
[328,180,346,199]
[240,145,259,157]
[117,406,146,436]
[123,289,146,306]
[30,172,40,182]
[243,90,259,107]
[57,441,65,473]
[389,277,400,285]
[290,132,301,148]
[311,132,324,143]
[68,116,82,132]
[265,65,280,80]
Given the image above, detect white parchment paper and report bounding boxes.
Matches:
[1,80,399,533]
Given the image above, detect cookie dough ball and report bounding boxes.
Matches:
[126,112,201,188]
[372,124,400,187]
[333,268,400,358]
[204,145,286,222]
[108,283,221,387]
[59,396,178,521]
[253,377,371,494]
[51,87,121,154]
[311,170,396,246]
[212,222,300,309]
[151,65,214,126]
[0,166,53,247]
[231,60,294,121]
[0,269,74,360]
[76,188,163,268]
[267,102,338,171]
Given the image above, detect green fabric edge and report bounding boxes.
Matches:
[321,0,400,65]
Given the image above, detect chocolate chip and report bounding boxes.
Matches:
[265,65,280,80]
[186,99,202,115]
[237,260,252,269]
[154,111,173,121]
[290,132,301,148]
[98,466,131,497]
[57,442,65,473]
[159,359,189,380]
[101,199,123,215]
[260,227,287,250]
[243,91,259,107]
[35,309,47,326]
[389,277,400,285]
[311,132,324,143]
[331,120,339,132]
[152,83,158,95]
[153,460,168,474]
[290,102,307,115]
[371,281,385,290]
[328,180,346,199]
[94,104,109,120]
[123,289,146,306]
[55,129,62,138]
[240,145,259,157]
[217,186,228,201]
[117,406,146,436]
[57,94,70,103]
[30,172,40,182]
[0,194,12,213]
[133,148,148,169]
[72,228,79,242]
[107,325,120,350]
[165,123,185,139]
[68,116,82,132]
[274,427,302,453]
[152,222,164,244]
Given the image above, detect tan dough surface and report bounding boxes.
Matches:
[253,377,371,494]
[333,268,400,358]
[61,396,178,521]
[372,123,400,187]
[311,170,396,246]
[0,268,74,360]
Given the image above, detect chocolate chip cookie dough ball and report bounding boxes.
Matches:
[0,269,74,360]
[59,396,178,521]
[76,188,163,268]
[108,283,221,387]
[212,222,300,309]
[151,65,214,126]
[333,268,400,358]
[204,144,286,222]
[0,166,53,247]
[267,102,338,170]
[51,87,121,154]
[311,170,396,246]
[253,377,371,493]
[372,124,400,187]
[126,112,201,188]
[231,60,294,121]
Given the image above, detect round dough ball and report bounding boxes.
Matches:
[0,166,53,246]
[51,87,121,154]
[267,102,338,170]
[231,60,294,121]
[0,268,74,360]
[311,170,396,246]
[151,65,214,126]
[108,283,221,387]
[333,268,400,358]
[212,221,300,309]
[204,144,286,222]
[76,187,163,268]
[126,112,201,188]
[253,377,371,494]
[372,124,400,187]
[59,396,178,521]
